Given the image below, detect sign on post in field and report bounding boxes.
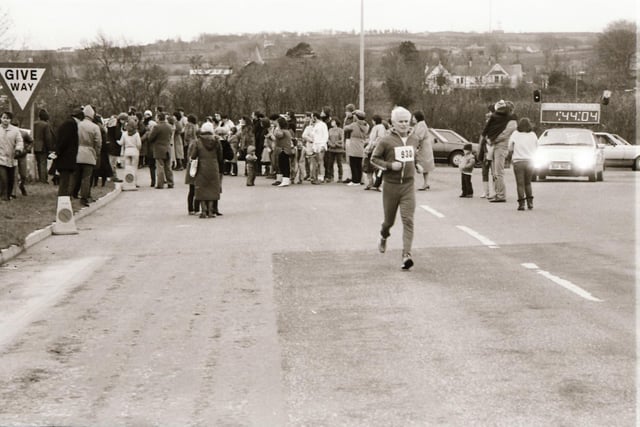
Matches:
[0,63,49,111]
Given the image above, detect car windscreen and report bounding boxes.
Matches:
[430,129,448,143]
[539,130,594,147]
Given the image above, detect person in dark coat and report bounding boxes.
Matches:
[147,112,174,189]
[33,108,55,184]
[54,106,83,197]
[106,113,127,182]
[191,122,223,218]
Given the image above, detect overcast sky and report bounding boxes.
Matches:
[3,0,638,50]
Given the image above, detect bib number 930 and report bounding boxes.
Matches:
[394,146,414,162]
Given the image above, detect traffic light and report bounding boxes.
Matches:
[533,90,541,103]
[601,90,611,105]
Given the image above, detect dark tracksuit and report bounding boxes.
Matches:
[371,129,419,257]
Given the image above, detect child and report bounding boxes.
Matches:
[293,138,306,184]
[245,145,258,186]
[459,143,475,198]
[261,139,272,177]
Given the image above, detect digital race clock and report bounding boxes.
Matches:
[540,103,601,124]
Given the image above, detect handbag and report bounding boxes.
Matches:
[189,158,198,178]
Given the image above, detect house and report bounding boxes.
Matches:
[189,65,233,76]
[424,61,524,92]
[424,63,453,94]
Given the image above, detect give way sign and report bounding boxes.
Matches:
[0,63,49,111]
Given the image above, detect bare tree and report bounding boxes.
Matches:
[79,33,169,113]
[596,20,637,88]
[0,6,14,50]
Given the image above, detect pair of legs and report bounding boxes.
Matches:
[0,166,15,200]
[325,151,344,182]
[379,180,415,269]
[155,156,174,188]
[348,156,363,184]
[198,200,220,218]
[72,163,94,203]
[460,173,473,196]
[35,151,49,183]
[491,144,508,200]
[513,161,534,210]
[187,184,200,213]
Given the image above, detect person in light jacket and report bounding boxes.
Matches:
[508,117,538,211]
[343,110,370,186]
[0,111,24,201]
[73,105,102,206]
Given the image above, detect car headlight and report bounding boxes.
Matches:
[574,152,595,169]
[532,152,548,169]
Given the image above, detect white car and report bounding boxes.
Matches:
[533,128,604,182]
[593,132,640,170]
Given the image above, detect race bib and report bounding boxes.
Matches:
[394,145,415,162]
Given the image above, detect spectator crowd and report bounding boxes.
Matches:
[0,99,535,215]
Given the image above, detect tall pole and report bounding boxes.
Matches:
[359,0,365,111]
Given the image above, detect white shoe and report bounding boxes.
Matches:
[278,177,291,187]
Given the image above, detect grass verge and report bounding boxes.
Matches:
[0,181,115,250]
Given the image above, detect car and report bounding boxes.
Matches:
[532,127,604,182]
[429,128,478,167]
[593,131,640,170]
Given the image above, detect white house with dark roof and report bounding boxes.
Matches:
[425,61,524,92]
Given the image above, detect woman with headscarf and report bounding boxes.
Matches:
[191,122,223,218]
[343,109,369,186]
[413,110,435,191]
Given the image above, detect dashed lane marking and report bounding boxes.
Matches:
[521,263,603,302]
[456,225,500,248]
[420,205,445,218]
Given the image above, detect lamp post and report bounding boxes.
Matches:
[575,70,585,101]
[359,0,365,111]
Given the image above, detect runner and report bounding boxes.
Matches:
[371,106,423,270]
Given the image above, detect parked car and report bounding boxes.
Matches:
[429,128,478,167]
[593,132,640,170]
[532,128,604,182]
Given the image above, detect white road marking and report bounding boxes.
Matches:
[420,205,445,218]
[0,256,108,349]
[456,225,499,248]
[520,263,603,302]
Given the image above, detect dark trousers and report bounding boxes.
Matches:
[35,152,49,183]
[461,173,473,196]
[187,184,200,213]
[72,164,94,199]
[57,170,74,197]
[147,155,156,185]
[0,166,15,200]
[278,151,290,178]
[380,180,415,256]
[155,157,174,188]
[513,161,534,201]
[246,162,256,185]
[349,156,363,184]
[325,151,344,181]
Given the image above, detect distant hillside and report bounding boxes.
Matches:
[138,30,599,78]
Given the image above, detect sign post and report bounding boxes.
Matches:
[0,63,49,112]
